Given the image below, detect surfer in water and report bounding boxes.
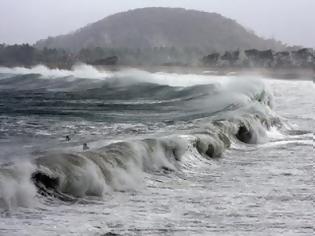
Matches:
[83,143,89,151]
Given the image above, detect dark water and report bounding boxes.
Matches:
[0,65,313,236]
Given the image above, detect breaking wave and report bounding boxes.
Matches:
[0,65,284,209]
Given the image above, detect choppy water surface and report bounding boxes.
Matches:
[0,65,313,236]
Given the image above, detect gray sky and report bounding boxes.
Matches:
[0,0,314,48]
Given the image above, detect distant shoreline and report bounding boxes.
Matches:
[1,63,313,81]
[1,44,314,80]
[95,65,314,80]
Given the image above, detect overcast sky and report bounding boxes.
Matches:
[0,0,314,48]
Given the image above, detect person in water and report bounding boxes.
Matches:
[65,135,71,141]
[83,143,89,150]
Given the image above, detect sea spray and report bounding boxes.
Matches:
[0,66,284,208]
[0,162,36,210]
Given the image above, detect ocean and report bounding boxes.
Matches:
[0,65,313,236]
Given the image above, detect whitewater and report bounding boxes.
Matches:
[0,65,313,236]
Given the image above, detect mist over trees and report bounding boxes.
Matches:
[0,44,73,68]
[202,48,315,68]
[0,43,314,70]
[35,8,285,52]
[0,44,206,68]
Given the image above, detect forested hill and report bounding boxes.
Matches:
[35,7,284,52]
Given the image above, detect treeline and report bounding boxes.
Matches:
[202,48,315,68]
[0,44,314,69]
[0,44,204,68]
[77,47,203,66]
[0,44,74,68]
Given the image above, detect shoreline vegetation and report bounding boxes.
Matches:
[0,44,314,79]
